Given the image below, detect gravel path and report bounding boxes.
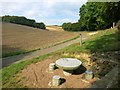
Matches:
[2,34,89,68]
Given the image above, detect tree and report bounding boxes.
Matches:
[2,15,46,30]
[79,2,120,31]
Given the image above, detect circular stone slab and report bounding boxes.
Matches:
[55,58,82,70]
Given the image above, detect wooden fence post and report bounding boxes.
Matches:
[80,33,82,45]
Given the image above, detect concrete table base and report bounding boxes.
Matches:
[63,70,73,76]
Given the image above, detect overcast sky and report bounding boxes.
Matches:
[0,0,87,25]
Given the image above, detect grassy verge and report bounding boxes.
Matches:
[51,35,80,46]
[2,28,119,88]
[58,28,119,53]
[2,53,51,88]
[2,35,80,58]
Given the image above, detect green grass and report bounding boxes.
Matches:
[2,48,41,58]
[58,28,119,53]
[52,35,80,46]
[2,28,119,88]
[2,54,51,88]
[2,35,80,58]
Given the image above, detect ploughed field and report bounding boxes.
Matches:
[2,23,78,55]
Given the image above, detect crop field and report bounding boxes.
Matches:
[2,23,79,56]
[46,25,63,31]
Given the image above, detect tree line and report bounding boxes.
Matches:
[2,15,46,29]
[62,2,120,31]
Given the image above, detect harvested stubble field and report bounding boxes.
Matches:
[2,23,79,55]
[46,25,63,31]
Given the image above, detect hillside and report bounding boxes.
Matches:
[2,23,79,57]
[46,25,63,31]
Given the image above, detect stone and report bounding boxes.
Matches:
[91,67,118,88]
[55,58,82,71]
[63,70,73,76]
[113,22,115,28]
[101,53,105,56]
[82,62,88,67]
[114,51,118,54]
[85,70,93,80]
[52,75,61,86]
[63,52,69,56]
[74,54,81,58]
[49,63,55,71]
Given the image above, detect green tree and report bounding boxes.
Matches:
[2,15,46,30]
[79,2,120,31]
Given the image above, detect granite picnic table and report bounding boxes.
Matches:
[55,58,82,76]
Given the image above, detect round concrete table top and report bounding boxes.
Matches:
[55,58,82,70]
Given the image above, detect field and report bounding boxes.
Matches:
[46,25,63,31]
[2,23,79,56]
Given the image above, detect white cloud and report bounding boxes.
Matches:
[1,0,118,2]
[37,18,77,25]
[60,18,76,23]
[1,0,87,25]
[25,11,37,18]
[1,2,27,15]
[1,0,87,3]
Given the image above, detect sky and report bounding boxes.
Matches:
[0,0,87,25]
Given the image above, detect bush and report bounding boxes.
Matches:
[62,22,81,31]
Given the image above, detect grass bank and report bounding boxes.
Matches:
[57,28,119,53]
